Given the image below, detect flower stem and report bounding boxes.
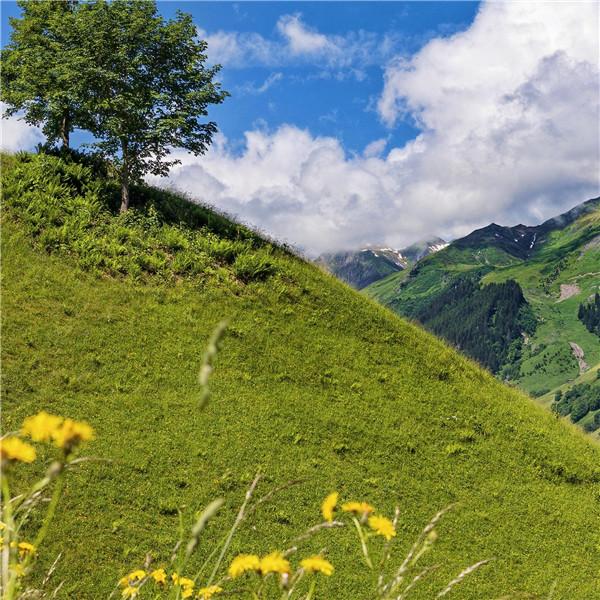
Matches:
[352,517,373,569]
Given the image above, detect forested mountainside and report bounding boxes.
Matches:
[365,198,600,436]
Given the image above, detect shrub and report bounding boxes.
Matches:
[233,252,278,283]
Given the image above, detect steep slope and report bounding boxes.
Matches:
[318,238,446,289]
[366,199,600,428]
[3,154,600,599]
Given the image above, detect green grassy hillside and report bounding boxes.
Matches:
[3,154,600,599]
[365,201,600,430]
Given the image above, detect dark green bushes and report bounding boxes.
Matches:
[1,152,281,284]
[552,380,600,428]
[578,293,600,337]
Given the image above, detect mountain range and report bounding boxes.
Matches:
[323,198,600,436]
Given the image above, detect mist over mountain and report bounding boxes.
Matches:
[318,237,447,289]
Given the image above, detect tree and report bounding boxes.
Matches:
[76,0,228,212]
[1,0,84,147]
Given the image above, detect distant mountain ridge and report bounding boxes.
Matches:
[454,198,600,260]
[317,237,447,289]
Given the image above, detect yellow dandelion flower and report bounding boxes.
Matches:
[228,554,260,578]
[17,542,36,558]
[150,568,167,585]
[259,552,291,576]
[119,570,146,587]
[52,418,94,451]
[21,411,64,442]
[368,515,396,541]
[172,574,195,598]
[11,563,26,578]
[321,492,338,523]
[0,522,6,530]
[197,585,223,599]
[300,555,334,576]
[341,501,374,516]
[121,586,138,598]
[0,437,36,463]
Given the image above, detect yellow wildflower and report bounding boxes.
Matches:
[150,568,167,585]
[300,555,334,576]
[17,542,36,558]
[259,551,291,576]
[121,586,138,598]
[228,553,260,578]
[11,563,25,578]
[197,585,223,599]
[21,411,63,442]
[0,437,36,463]
[341,501,374,516]
[52,418,94,451]
[321,492,338,522]
[368,515,396,541]
[172,574,195,598]
[119,569,146,587]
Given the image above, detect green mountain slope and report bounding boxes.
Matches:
[365,200,600,430]
[3,154,600,599]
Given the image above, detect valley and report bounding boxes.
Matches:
[319,199,600,436]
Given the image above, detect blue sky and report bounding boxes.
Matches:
[1,2,598,254]
[153,2,480,155]
[0,2,480,155]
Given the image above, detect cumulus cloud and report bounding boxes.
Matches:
[0,105,44,152]
[163,1,599,255]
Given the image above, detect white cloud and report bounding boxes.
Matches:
[237,72,283,95]
[374,1,600,229]
[363,138,387,158]
[0,105,44,152]
[276,14,332,56]
[161,2,599,255]
[199,14,402,75]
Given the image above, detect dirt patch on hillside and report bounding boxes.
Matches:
[558,283,580,301]
[582,234,600,252]
[569,342,589,374]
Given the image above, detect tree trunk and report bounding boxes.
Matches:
[120,141,130,213]
[60,110,70,148]
[120,173,130,213]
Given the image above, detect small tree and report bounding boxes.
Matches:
[77,0,228,212]
[1,0,84,147]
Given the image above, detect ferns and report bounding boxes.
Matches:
[2,152,281,284]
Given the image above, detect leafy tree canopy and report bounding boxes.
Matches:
[1,0,85,146]
[1,0,228,211]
